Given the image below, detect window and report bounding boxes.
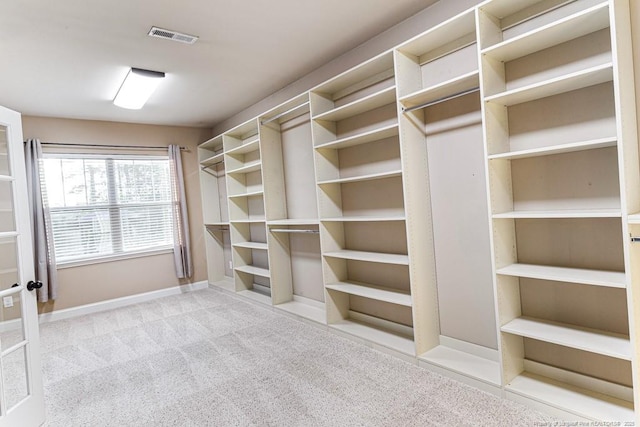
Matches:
[42,155,174,264]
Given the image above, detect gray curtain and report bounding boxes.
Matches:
[24,138,58,302]
[169,145,193,279]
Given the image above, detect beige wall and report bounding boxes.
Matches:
[22,116,211,313]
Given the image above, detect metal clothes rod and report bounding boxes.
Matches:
[270,229,319,234]
[403,87,480,113]
[40,142,187,151]
[261,102,310,126]
[502,0,576,31]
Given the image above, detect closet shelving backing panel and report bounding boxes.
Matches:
[197,0,640,421]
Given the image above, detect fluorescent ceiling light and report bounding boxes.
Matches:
[113,68,165,109]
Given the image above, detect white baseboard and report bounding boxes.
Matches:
[38,280,209,324]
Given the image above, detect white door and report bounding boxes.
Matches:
[0,106,45,427]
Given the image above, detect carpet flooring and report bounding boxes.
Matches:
[38,288,558,426]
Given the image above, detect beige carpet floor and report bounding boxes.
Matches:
[38,287,558,426]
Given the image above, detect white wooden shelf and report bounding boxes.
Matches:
[493,209,621,219]
[325,281,412,307]
[205,222,229,227]
[228,189,264,199]
[488,137,618,160]
[501,316,631,360]
[330,318,415,355]
[507,372,635,422]
[496,263,626,288]
[315,124,399,150]
[419,345,501,386]
[200,152,224,167]
[399,71,479,110]
[235,265,270,278]
[226,160,262,175]
[323,250,409,265]
[317,170,402,186]
[320,215,405,222]
[233,241,268,250]
[237,288,272,305]
[209,277,235,292]
[397,9,475,58]
[481,3,610,62]
[313,86,396,122]
[229,219,266,224]
[275,299,326,324]
[267,219,319,226]
[313,52,394,97]
[226,138,260,155]
[485,63,613,106]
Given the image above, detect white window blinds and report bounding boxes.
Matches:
[41,155,174,263]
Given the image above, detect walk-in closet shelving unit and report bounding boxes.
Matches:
[198,135,234,291]
[260,94,326,324]
[309,51,419,356]
[198,0,640,421]
[395,7,501,392]
[224,119,275,304]
[478,0,638,421]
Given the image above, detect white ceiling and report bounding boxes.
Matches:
[1,0,436,128]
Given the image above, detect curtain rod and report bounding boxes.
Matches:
[38,141,188,151]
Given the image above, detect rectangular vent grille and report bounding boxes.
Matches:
[148,27,198,44]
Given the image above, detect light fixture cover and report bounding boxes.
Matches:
[113,68,165,109]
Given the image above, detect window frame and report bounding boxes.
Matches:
[42,152,175,266]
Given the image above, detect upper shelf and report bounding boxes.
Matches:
[399,71,479,110]
[317,170,402,186]
[481,3,610,62]
[226,160,262,175]
[485,62,613,106]
[315,124,399,150]
[488,137,617,160]
[226,138,260,156]
[312,51,394,97]
[501,316,631,361]
[200,152,225,167]
[397,8,476,59]
[496,263,626,289]
[492,209,622,219]
[313,86,396,122]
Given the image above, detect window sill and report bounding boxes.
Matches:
[56,248,173,270]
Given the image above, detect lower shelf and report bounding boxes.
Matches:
[275,297,326,324]
[507,372,634,421]
[209,277,235,292]
[330,315,415,356]
[237,288,272,305]
[419,345,501,386]
[235,265,270,278]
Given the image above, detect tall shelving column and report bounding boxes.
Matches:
[310,51,416,357]
[198,135,234,291]
[394,8,501,393]
[224,118,275,304]
[260,95,326,324]
[478,0,639,420]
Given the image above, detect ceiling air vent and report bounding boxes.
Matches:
[148,27,198,44]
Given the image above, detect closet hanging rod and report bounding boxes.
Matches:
[39,142,188,151]
[402,87,479,113]
[270,229,319,234]
[261,102,310,126]
[502,0,576,31]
